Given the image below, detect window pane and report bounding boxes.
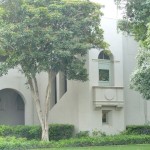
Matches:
[98,51,110,60]
[102,112,107,123]
[99,69,109,81]
[102,110,112,125]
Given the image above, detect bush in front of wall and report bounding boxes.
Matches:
[124,125,150,135]
[49,124,74,141]
[0,124,74,141]
[55,134,150,147]
[0,125,14,137]
[14,125,41,140]
[0,125,41,140]
[92,130,106,137]
[1,134,150,149]
[75,131,89,138]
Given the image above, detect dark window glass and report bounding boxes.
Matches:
[102,112,107,123]
[99,69,109,81]
[98,51,110,60]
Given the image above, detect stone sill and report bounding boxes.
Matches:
[93,86,124,89]
[94,101,124,109]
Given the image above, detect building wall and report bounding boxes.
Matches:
[0,0,149,135]
[49,80,80,132]
[87,17,125,134]
[49,16,125,134]
[0,68,33,125]
[123,36,150,125]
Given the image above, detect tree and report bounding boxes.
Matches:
[0,0,108,141]
[115,0,150,41]
[115,0,150,100]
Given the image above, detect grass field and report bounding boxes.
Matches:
[34,144,150,150]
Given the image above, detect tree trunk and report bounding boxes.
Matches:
[28,71,55,141]
[41,123,49,141]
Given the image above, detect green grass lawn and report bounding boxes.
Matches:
[34,144,150,150]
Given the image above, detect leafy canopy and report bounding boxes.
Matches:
[115,0,150,99]
[0,0,108,81]
[115,0,150,42]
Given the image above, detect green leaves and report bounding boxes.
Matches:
[116,0,150,41]
[0,0,107,81]
[116,0,150,99]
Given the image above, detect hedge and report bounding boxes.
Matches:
[0,124,74,141]
[125,125,150,135]
[1,135,150,149]
[55,135,150,147]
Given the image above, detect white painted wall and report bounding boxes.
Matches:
[0,0,148,135]
[0,68,33,125]
[123,36,150,125]
[49,80,79,131]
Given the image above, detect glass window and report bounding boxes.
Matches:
[102,110,112,125]
[98,51,110,60]
[99,69,109,81]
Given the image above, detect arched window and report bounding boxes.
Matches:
[98,51,110,60]
[98,50,114,86]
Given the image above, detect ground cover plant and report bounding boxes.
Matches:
[1,125,150,149]
[34,144,150,150]
[1,134,150,150]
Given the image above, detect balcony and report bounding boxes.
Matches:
[93,86,124,109]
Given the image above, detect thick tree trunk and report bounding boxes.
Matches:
[28,71,55,141]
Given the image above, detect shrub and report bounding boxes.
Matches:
[75,131,89,138]
[0,124,74,141]
[55,135,150,147]
[49,124,74,141]
[1,134,150,149]
[0,125,14,137]
[125,125,150,135]
[92,130,106,137]
[14,125,41,140]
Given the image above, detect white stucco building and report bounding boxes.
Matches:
[0,0,149,134]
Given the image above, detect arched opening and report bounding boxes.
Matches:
[98,50,114,86]
[0,88,25,125]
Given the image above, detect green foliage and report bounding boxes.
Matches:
[75,131,89,138]
[0,0,107,141]
[124,125,150,135]
[49,135,150,147]
[0,124,74,141]
[0,0,108,81]
[0,137,28,150]
[0,136,53,150]
[49,124,74,141]
[130,47,150,99]
[116,0,150,42]
[115,0,150,99]
[92,130,106,137]
[1,134,150,149]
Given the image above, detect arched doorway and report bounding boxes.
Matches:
[0,88,25,125]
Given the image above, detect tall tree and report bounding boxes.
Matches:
[0,0,108,141]
[115,0,150,99]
